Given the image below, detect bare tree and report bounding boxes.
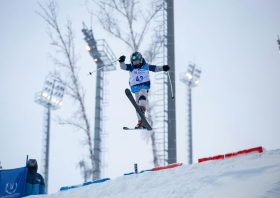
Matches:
[37,0,97,180]
[87,0,163,167]
[143,28,166,64]
[77,159,93,182]
[87,0,162,51]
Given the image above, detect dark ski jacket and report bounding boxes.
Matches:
[120,58,164,93]
[24,170,45,196]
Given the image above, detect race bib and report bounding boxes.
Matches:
[129,64,150,86]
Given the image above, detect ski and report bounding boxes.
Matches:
[123,127,157,130]
[125,88,152,131]
[123,127,147,130]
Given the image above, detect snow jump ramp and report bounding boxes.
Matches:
[32,149,280,198]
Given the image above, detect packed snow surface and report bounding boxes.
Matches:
[33,149,280,198]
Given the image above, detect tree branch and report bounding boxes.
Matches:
[37,0,97,180]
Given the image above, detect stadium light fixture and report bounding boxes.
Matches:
[86,45,91,51]
[34,77,65,193]
[186,73,192,79]
[82,22,117,179]
[180,62,202,165]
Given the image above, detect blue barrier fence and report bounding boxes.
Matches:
[60,178,110,191]
[59,166,158,192]
[59,167,153,192]
[124,169,152,175]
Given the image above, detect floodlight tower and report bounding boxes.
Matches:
[82,22,116,179]
[180,63,202,165]
[277,35,280,53]
[34,77,65,193]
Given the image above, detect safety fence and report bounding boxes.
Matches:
[124,163,183,175]
[60,178,110,191]
[60,163,183,191]
[198,146,264,163]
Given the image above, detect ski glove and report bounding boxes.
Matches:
[163,65,170,71]
[119,55,126,63]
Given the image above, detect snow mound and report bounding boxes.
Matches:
[33,149,280,198]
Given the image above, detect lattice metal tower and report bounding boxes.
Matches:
[180,63,202,164]
[35,77,65,193]
[82,23,116,179]
[166,0,177,165]
[151,0,176,166]
[152,0,168,166]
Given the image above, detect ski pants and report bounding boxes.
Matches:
[134,89,149,121]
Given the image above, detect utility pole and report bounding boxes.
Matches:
[35,77,65,193]
[167,0,176,164]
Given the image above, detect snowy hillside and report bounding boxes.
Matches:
[33,149,280,198]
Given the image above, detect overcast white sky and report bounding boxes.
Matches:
[1,0,280,194]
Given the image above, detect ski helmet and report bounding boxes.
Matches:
[27,159,38,171]
[130,52,143,68]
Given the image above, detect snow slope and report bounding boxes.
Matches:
[33,149,280,198]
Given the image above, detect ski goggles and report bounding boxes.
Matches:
[132,60,140,65]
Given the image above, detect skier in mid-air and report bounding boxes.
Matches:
[119,52,170,129]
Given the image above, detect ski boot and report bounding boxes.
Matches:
[135,106,146,129]
[135,121,147,129]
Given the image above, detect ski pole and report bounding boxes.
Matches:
[88,59,119,75]
[167,71,174,100]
